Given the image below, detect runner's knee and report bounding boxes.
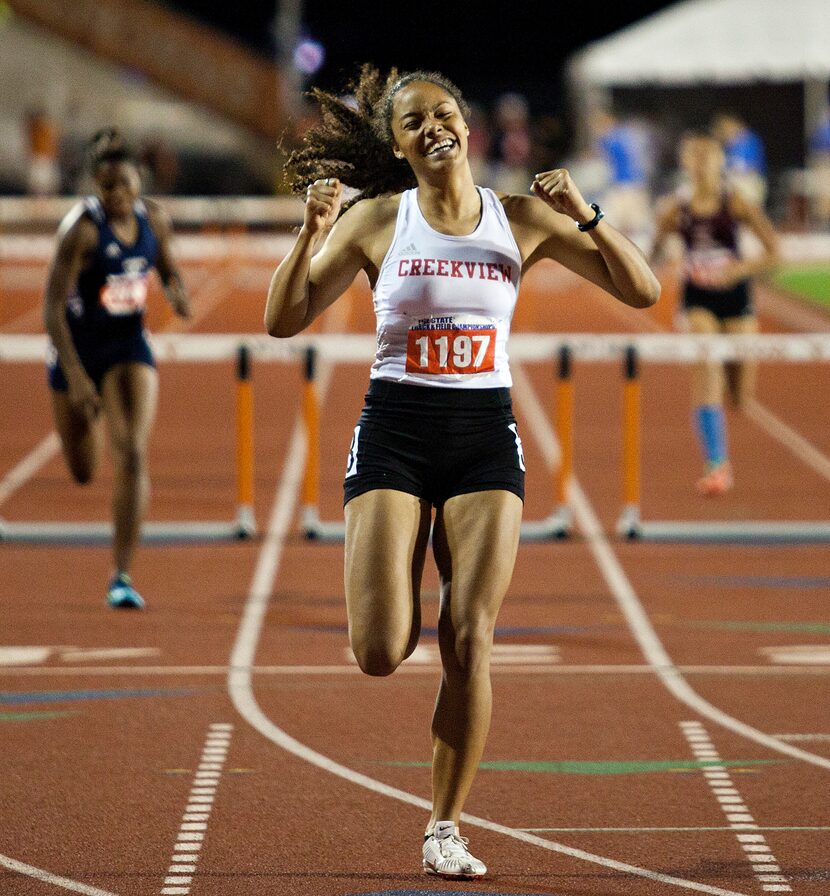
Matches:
[111,439,145,475]
[441,616,495,676]
[350,638,407,677]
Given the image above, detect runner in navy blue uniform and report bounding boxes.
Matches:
[652,134,778,495]
[44,130,190,608]
[266,66,659,878]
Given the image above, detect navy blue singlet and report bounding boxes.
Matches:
[48,197,159,391]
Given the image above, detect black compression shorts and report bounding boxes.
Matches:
[343,379,526,507]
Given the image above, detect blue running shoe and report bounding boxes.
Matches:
[106,573,145,609]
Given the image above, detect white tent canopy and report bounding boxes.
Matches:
[570,0,830,86]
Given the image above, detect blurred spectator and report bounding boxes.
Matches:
[807,107,830,229]
[589,109,652,246]
[26,108,61,195]
[711,112,767,206]
[488,92,532,193]
[139,136,179,194]
[465,101,490,185]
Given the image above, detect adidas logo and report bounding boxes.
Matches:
[399,241,419,255]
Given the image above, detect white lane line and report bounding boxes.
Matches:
[226,378,751,896]
[0,431,60,508]
[745,398,830,483]
[0,852,117,896]
[512,360,830,772]
[680,722,792,893]
[773,733,830,742]
[159,723,232,895]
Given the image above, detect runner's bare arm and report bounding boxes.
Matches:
[146,200,190,319]
[265,179,369,337]
[506,169,660,309]
[43,217,100,416]
[649,196,681,265]
[729,192,781,279]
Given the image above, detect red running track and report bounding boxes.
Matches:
[1,249,829,896]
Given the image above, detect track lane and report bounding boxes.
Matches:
[2,254,829,894]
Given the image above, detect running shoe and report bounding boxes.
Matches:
[696,461,734,497]
[423,821,486,880]
[106,573,145,609]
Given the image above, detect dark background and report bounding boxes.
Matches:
[165,0,678,114]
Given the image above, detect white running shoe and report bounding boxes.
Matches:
[422,820,487,880]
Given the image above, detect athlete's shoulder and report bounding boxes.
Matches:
[56,199,99,250]
[330,193,402,260]
[655,192,681,219]
[725,189,752,219]
[142,196,171,235]
[341,192,402,228]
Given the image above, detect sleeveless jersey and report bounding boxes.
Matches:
[62,196,158,341]
[371,187,521,389]
[677,192,743,291]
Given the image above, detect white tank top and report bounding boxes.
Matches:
[371,186,522,388]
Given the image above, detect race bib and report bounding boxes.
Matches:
[99,273,148,316]
[685,248,735,290]
[406,328,496,375]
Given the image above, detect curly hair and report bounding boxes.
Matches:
[285,64,469,207]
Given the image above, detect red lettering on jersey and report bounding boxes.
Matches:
[486,262,499,281]
[398,259,410,276]
[464,261,476,278]
[410,259,422,276]
[450,260,463,278]
[436,259,449,277]
[423,258,435,276]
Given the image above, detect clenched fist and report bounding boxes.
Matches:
[531,169,595,227]
[304,177,344,236]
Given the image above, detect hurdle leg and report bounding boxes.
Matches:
[553,344,574,534]
[617,345,642,538]
[235,344,256,537]
[301,346,322,537]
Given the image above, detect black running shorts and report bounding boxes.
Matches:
[682,280,753,320]
[343,379,525,507]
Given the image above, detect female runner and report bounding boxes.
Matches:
[44,130,190,608]
[266,67,659,878]
[652,133,778,494]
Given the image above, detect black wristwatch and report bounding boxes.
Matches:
[576,203,604,232]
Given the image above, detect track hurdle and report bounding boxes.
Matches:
[615,342,830,544]
[521,345,573,541]
[300,344,574,543]
[300,346,346,542]
[0,344,256,545]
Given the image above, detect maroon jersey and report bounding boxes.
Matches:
[678,194,742,290]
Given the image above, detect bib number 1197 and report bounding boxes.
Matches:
[406,328,496,375]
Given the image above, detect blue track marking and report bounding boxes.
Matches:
[0,687,198,705]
